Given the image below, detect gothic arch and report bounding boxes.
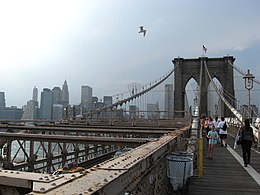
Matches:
[172,56,235,117]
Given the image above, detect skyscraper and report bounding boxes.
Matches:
[147,103,159,119]
[61,80,69,108]
[21,100,38,120]
[103,96,113,106]
[0,92,6,109]
[81,85,93,110]
[22,87,39,120]
[40,88,53,120]
[52,104,63,120]
[51,87,62,104]
[32,86,38,102]
[81,85,92,103]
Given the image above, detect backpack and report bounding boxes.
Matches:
[222,122,227,131]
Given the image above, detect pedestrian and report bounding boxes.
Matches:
[213,117,220,143]
[213,117,220,134]
[206,125,218,160]
[217,117,228,147]
[205,116,214,143]
[239,118,256,167]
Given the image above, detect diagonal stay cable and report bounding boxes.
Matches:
[228,60,260,85]
[204,60,243,124]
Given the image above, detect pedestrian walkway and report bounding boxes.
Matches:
[188,135,260,195]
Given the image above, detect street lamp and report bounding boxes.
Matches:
[243,69,255,119]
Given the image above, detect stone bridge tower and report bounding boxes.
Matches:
[172,56,236,117]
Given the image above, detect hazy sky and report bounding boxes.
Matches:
[1,0,260,107]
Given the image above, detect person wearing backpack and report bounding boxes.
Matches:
[217,117,229,147]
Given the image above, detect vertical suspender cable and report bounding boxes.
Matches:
[198,58,204,177]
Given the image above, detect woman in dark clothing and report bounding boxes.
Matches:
[240,119,256,167]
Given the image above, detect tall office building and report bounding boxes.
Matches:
[81,85,93,110]
[0,92,6,109]
[22,87,39,120]
[51,87,62,104]
[147,103,159,119]
[40,88,53,120]
[129,105,139,118]
[61,80,69,108]
[164,84,173,119]
[21,100,38,120]
[103,96,113,106]
[52,104,63,120]
[81,85,92,103]
[0,106,23,120]
[102,96,113,118]
[32,86,38,102]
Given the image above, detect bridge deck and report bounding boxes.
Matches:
[188,135,260,195]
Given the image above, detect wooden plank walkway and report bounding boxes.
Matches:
[187,135,260,195]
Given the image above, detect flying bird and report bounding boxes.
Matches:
[139,26,147,37]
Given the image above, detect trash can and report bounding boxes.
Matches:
[167,152,194,191]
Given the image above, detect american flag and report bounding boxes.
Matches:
[203,45,207,53]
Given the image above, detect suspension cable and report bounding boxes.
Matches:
[228,60,260,85]
[228,60,260,117]
[204,60,243,124]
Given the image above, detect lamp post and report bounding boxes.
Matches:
[243,69,255,119]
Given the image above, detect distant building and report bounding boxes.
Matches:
[164,84,173,119]
[103,96,113,106]
[52,104,63,121]
[51,87,62,104]
[61,80,69,108]
[129,105,139,118]
[81,85,93,110]
[21,100,39,120]
[103,96,113,118]
[40,88,53,120]
[92,96,98,110]
[0,92,6,109]
[0,106,23,120]
[147,103,159,119]
[32,86,38,102]
[81,85,92,104]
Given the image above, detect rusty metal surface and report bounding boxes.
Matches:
[0,132,151,146]
[29,128,189,194]
[0,124,175,138]
[0,169,56,188]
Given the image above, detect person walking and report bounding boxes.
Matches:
[205,116,214,143]
[213,117,220,134]
[240,118,256,167]
[217,117,228,147]
[213,117,220,143]
[206,125,218,160]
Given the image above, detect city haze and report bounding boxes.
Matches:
[0,0,260,108]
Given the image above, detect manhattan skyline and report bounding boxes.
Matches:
[0,1,260,107]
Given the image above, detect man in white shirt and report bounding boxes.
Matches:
[217,117,229,147]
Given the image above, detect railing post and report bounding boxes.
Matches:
[199,117,205,177]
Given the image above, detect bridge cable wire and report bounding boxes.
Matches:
[203,60,243,124]
[87,62,179,117]
[228,60,260,85]
[227,60,260,117]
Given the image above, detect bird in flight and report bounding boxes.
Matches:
[139,26,147,37]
